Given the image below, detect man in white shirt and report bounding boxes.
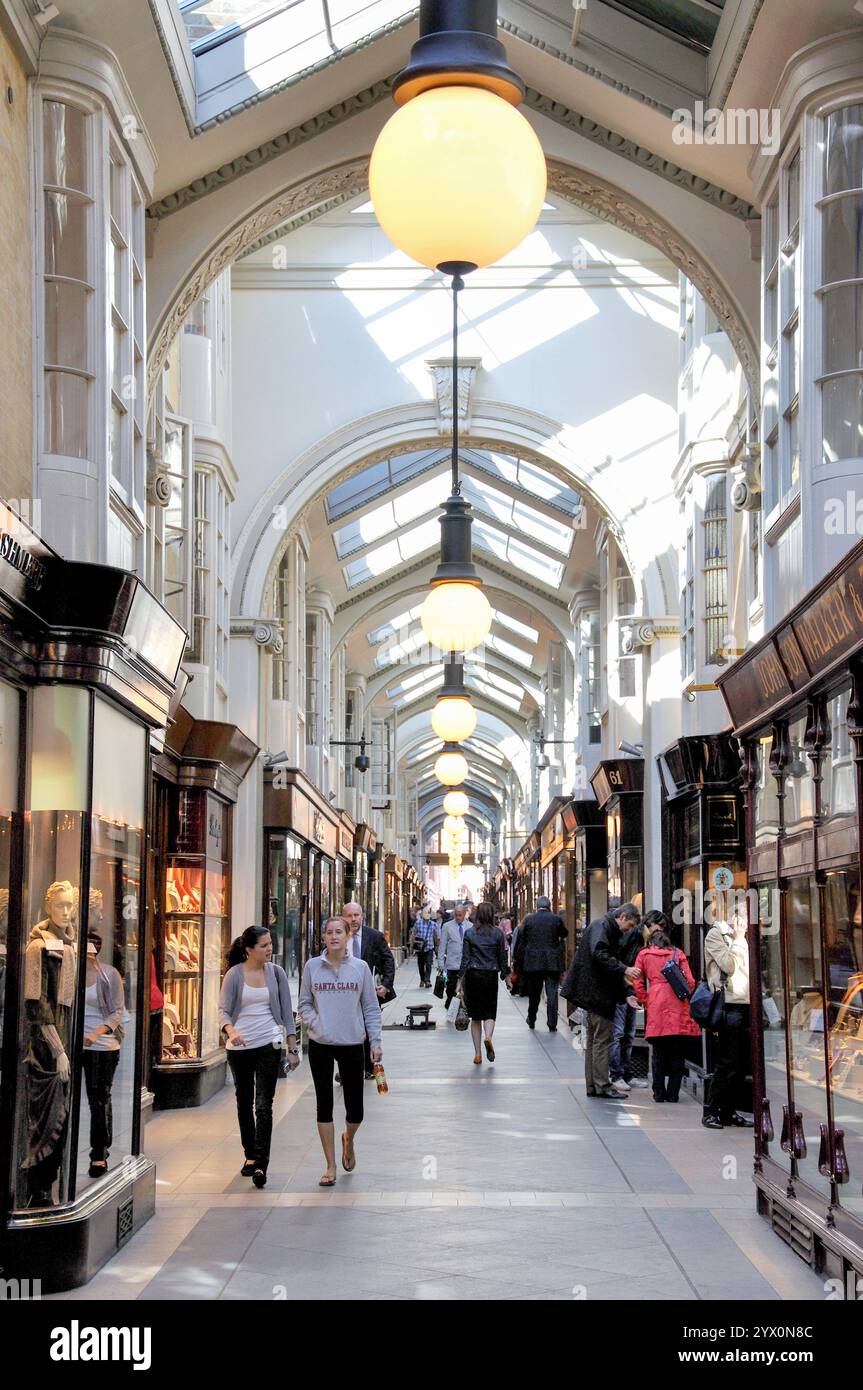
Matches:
[702,913,754,1130]
[341,901,395,1077]
[437,903,470,1009]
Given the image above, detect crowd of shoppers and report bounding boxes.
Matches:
[217,886,753,1195]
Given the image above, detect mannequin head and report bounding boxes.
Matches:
[44,881,75,932]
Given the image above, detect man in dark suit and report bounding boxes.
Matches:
[513,895,569,1031]
[560,903,640,1099]
[342,901,396,1078]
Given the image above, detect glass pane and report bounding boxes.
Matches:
[44,369,88,459]
[44,280,88,370]
[0,682,20,1122]
[755,738,780,844]
[822,690,856,820]
[823,284,863,375]
[824,868,863,1201]
[44,191,88,280]
[786,877,830,1196]
[821,195,863,284]
[16,686,90,1210]
[201,918,222,1057]
[759,883,789,1171]
[78,700,145,1195]
[825,106,863,197]
[785,151,800,230]
[784,714,816,835]
[42,100,87,191]
[821,374,863,465]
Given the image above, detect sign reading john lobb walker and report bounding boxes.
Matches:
[719,542,863,730]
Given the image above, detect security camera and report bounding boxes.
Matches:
[617,740,643,757]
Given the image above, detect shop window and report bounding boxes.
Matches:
[822,688,856,820]
[784,713,816,835]
[759,882,789,1172]
[703,474,728,665]
[819,105,863,465]
[267,833,303,979]
[754,736,781,845]
[772,511,804,614]
[0,681,20,1121]
[786,877,830,1197]
[824,867,863,1195]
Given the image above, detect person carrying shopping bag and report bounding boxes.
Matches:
[220,926,300,1189]
[631,920,700,1103]
[297,916,383,1187]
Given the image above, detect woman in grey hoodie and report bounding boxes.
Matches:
[297,916,383,1186]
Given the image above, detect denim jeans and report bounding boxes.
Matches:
[609,1001,637,1081]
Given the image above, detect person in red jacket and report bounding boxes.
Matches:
[632,920,700,1103]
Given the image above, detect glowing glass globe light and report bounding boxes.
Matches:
[443,815,464,835]
[435,747,469,785]
[420,582,492,655]
[431,693,477,743]
[443,790,469,817]
[370,86,546,271]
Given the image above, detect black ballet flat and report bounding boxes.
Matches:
[241,1159,257,1177]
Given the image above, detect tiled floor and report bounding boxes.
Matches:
[51,961,826,1301]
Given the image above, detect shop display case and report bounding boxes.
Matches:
[152,787,232,1108]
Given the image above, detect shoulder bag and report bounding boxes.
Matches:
[660,949,692,1002]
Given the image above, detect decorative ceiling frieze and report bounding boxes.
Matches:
[147,77,755,224]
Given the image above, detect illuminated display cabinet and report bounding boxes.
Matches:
[0,503,185,1293]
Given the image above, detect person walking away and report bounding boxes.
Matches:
[412,905,437,988]
[608,909,658,1092]
[513,894,568,1031]
[560,903,641,1099]
[702,912,754,1130]
[81,933,125,1179]
[220,926,300,1188]
[297,916,383,1186]
[342,900,395,1077]
[631,922,700,1102]
[438,903,469,1008]
[497,915,513,966]
[459,902,509,1063]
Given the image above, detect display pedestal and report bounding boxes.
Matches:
[152,1051,227,1109]
[1,1158,156,1294]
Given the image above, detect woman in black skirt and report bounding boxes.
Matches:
[459,901,510,1065]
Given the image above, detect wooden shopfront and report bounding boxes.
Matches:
[538,796,569,918]
[561,799,607,949]
[150,711,258,1110]
[717,536,863,1292]
[263,768,339,980]
[513,832,540,922]
[590,758,645,912]
[384,852,403,946]
[351,822,377,926]
[335,810,356,914]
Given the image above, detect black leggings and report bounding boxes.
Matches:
[227,1043,281,1170]
[308,1039,365,1125]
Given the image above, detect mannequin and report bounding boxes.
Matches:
[20,880,77,1207]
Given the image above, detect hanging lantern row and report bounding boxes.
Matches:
[371,0,545,807]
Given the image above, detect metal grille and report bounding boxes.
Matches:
[117,1198,134,1247]
[704,475,728,665]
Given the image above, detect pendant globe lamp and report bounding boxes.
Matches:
[369,0,546,273]
[443,815,465,836]
[431,657,477,742]
[443,789,469,817]
[435,742,469,786]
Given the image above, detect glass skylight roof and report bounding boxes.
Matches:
[333,473,447,559]
[473,520,565,588]
[461,477,574,556]
[465,674,522,713]
[343,517,439,589]
[462,450,583,520]
[367,605,422,646]
[326,450,443,523]
[179,1,287,50]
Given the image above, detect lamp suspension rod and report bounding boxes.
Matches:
[451,272,463,496]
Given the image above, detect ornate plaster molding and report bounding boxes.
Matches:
[231,617,284,654]
[426,357,482,434]
[149,157,758,400]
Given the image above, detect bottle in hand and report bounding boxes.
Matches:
[373,1062,388,1094]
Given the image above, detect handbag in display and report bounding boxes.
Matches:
[660,949,692,1002]
[454,998,470,1031]
[689,978,725,1029]
[433,970,446,999]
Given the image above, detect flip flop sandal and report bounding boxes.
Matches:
[341,1133,356,1172]
[318,1174,337,1187]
